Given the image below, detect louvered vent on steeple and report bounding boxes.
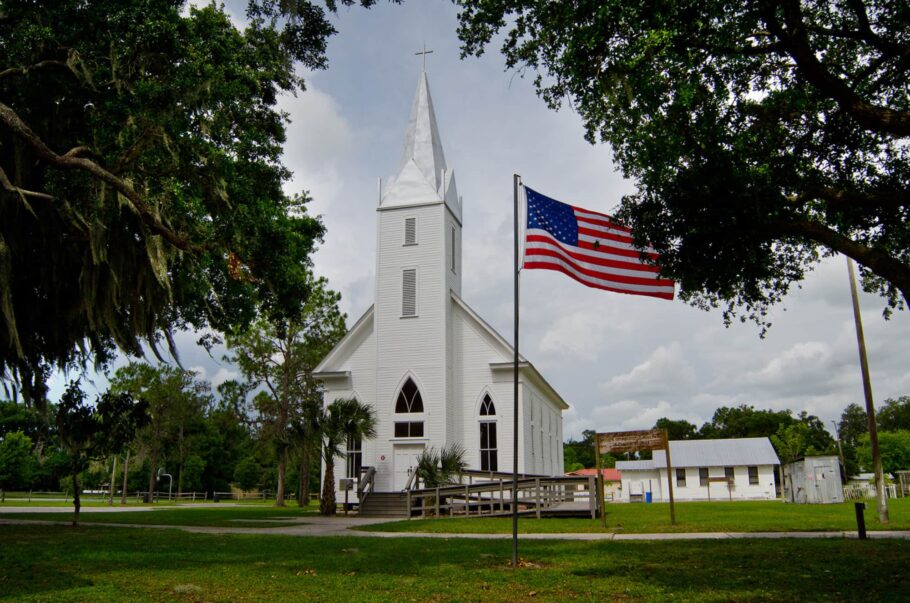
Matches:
[404,217,417,245]
[402,268,417,317]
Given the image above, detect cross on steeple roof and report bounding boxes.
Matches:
[415,43,433,72]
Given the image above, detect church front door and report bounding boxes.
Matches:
[393,444,425,491]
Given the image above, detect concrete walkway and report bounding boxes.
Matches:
[1,506,909,540]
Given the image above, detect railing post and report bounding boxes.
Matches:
[535,478,541,519]
[589,476,596,519]
[406,490,412,520]
[499,479,505,513]
[435,487,440,517]
[465,484,470,516]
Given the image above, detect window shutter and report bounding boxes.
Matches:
[402,268,417,316]
[404,217,417,245]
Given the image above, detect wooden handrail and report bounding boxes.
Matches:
[358,466,376,498]
[402,466,420,492]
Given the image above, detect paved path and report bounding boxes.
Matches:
[1,507,909,540]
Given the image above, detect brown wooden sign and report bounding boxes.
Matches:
[596,429,666,454]
[593,428,676,526]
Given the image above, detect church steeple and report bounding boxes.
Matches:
[381,72,460,219]
[400,72,446,191]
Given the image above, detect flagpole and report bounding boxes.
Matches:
[512,173,521,568]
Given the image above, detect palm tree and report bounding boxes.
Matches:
[319,398,377,515]
[415,444,467,489]
[415,444,467,516]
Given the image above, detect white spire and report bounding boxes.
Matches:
[399,71,446,190]
[381,72,459,216]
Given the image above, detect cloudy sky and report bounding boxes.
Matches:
[52,1,910,439]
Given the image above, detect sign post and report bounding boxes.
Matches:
[595,428,676,525]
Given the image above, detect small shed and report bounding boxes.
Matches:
[781,455,843,504]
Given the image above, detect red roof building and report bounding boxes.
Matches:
[566,468,622,482]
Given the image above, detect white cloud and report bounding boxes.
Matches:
[599,342,696,400]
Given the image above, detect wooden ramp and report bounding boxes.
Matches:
[403,474,601,520]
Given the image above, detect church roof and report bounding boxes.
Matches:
[381,72,460,219]
[453,293,570,411]
[312,294,570,412]
[312,305,373,377]
[399,71,446,190]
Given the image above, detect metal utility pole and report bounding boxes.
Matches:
[846,257,888,524]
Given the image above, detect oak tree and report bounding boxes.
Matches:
[457,0,910,327]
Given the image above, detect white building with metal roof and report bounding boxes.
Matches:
[616,437,780,502]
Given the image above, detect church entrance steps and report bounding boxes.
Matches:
[358,492,409,518]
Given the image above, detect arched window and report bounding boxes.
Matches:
[479,394,498,471]
[394,377,424,438]
[395,378,424,413]
[479,394,496,416]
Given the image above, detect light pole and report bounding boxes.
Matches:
[157,468,173,502]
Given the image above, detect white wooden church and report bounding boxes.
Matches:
[313,72,568,499]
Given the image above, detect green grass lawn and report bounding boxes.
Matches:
[362,499,910,534]
[0,504,319,527]
[0,524,907,602]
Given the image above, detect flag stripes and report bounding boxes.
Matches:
[523,186,675,299]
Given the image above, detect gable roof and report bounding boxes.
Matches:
[312,305,373,376]
[452,292,569,411]
[314,293,570,412]
[616,437,780,471]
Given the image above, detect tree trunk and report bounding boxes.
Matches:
[71,464,81,527]
[275,447,287,507]
[177,424,184,497]
[320,457,336,515]
[108,455,117,506]
[120,449,130,505]
[299,458,310,508]
[146,442,159,503]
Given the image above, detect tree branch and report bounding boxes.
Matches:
[764,0,910,136]
[772,218,910,304]
[790,186,909,214]
[0,166,54,201]
[845,0,910,59]
[0,101,199,252]
[0,60,71,79]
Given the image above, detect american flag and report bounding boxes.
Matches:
[523,186,675,300]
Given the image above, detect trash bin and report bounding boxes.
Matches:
[645,492,652,503]
[213,493,220,503]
